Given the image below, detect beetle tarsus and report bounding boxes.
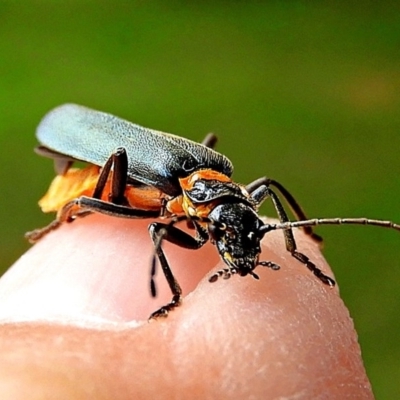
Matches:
[148,295,182,320]
[291,250,336,286]
[259,260,281,270]
[208,273,219,283]
[209,267,237,282]
[25,219,62,243]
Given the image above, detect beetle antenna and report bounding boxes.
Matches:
[259,217,400,235]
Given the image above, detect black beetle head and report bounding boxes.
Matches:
[207,202,265,278]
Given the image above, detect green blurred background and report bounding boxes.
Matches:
[1,1,399,397]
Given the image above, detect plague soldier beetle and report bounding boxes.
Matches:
[26,104,400,319]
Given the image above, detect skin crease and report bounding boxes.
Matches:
[0,214,373,400]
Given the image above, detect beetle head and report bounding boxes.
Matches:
[207,202,266,279]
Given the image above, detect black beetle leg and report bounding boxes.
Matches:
[247,177,323,243]
[201,133,218,149]
[65,196,161,219]
[209,267,238,282]
[25,148,131,243]
[148,220,209,319]
[25,196,161,243]
[91,147,129,204]
[258,260,281,270]
[253,185,335,287]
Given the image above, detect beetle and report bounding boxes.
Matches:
[26,104,400,319]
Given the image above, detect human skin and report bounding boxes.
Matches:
[0,214,373,399]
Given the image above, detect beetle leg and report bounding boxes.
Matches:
[148,220,209,319]
[248,177,323,243]
[25,205,93,242]
[209,267,239,282]
[25,219,63,242]
[25,197,94,242]
[90,147,128,204]
[35,145,75,175]
[26,148,133,243]
[201,133,218,148]
[66,196,162,219]
[254,185,335,286]
[25,195,162,242]
[258,260,281,270]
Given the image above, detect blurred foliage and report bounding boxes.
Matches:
[0,1,400,398]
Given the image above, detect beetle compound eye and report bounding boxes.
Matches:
[247,231,256,242]
[245,231,261,248]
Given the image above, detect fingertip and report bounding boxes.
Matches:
[0,215,373,398]
[170,225,372,398]
[0,214,218,323]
